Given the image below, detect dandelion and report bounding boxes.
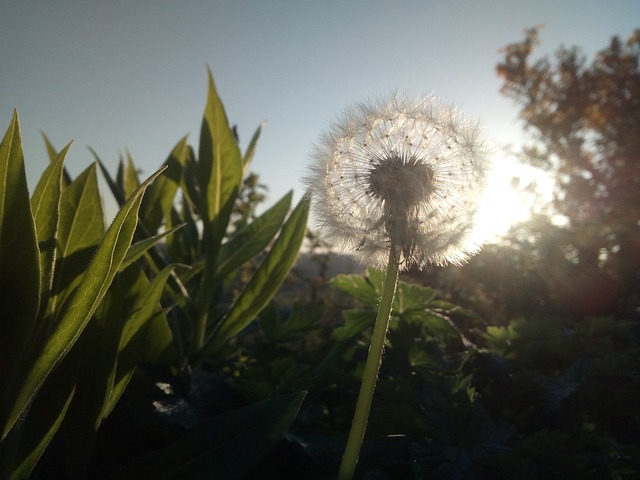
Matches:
[304,93,492,480]
[306,93,491,269]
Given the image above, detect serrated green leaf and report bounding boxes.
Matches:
[333,309,376,342]
[0,167,165,440]
[0,111,41,387]
[202,193,309,357]
[48,163,105,317]
[108,391,306,480]
[213,190,292,284]
[393,282,436,314]
[31,142,71,316]
[330,273,380,306]
[140,135,189,233]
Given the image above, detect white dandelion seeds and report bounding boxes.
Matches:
[305,93,492,269]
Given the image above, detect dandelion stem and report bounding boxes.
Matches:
[338,247,400,480]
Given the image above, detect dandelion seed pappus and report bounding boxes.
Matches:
[305,92,492,269]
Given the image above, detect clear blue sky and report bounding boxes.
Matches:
[2,1,638,220]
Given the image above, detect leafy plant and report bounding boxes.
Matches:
[0,111,174,479]
[97,69,309,367]
[230,267,640,479]
[82,69,309,477]
[1,68,309,479]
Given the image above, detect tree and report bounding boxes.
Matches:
[494,27,640,315]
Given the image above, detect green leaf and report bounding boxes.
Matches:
[242,122,264,173]
[166,193,200,265]
[202,192,309,356]
[0,167,166,440]
[333,309,376,342]
[41,132,72,186]
[93,148,126,206]
[330,273,380,306]
[105,264,178,417]
[393,282,437,314]
[109,391,306,480]
[119,224,185,272]
[56,280,127,477]
[48,163,105,316]
[0,352,76,480]
[192,68,244,353]
[142,310,176,365]
[260,301,323,344]
[179,146,200,213]
[117,152,140,200]
[31,142,71,315]
[139,135,189,233]
[213,190,292,283]
[198,68,243,262]
[0,111,41,387]
[41,131,58,164]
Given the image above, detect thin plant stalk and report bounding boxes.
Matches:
[337,247,400,480]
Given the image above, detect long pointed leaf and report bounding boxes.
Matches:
[117,152,140,200]
[213,190,292,284]
[0,111,41,387]
[192,69,244,352]
[198,68,243,262]
[242,122,264,173]
[93,148,126,206]
[203,192,309,357]
[140,135,189,233]
[119,223,185,272]
[31,142,72,317]
[41,132,72,186]
[105,265,178,417]
[1,166,166,439]
[48,163,105,317]
[54,282,126,478]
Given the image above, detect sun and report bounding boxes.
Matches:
[475,154,551,243]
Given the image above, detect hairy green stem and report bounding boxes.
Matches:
[337,247,400,480]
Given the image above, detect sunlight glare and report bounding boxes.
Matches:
[475,154,550,243]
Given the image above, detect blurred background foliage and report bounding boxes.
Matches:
[0,28,638,479]
[421,26,640,322]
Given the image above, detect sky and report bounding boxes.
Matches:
[2,1,639,234]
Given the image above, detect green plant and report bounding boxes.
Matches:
[0,68,309,479]
[0,111,174,479]
[229,265,639,478]
[97,69,309,368]
[83,69,309,477]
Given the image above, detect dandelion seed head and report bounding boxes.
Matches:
[305,93,492,270]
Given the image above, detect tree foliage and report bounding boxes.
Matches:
[491,27,640,315]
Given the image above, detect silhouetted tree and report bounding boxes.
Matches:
[494,27,640,315]
[414,28,640,320]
